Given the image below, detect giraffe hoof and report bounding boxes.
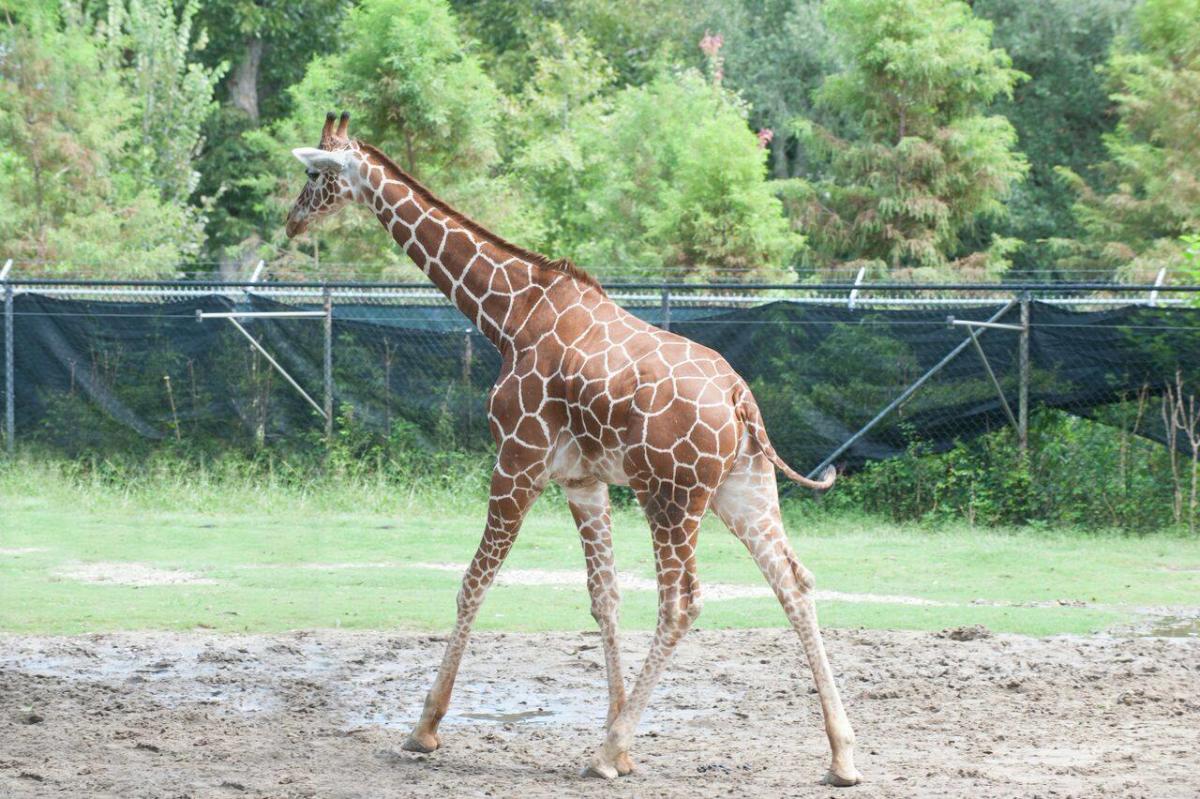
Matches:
[615,751,635,776]
[580,760,619,780]
[401,731,441,754]
[821,767,862,787]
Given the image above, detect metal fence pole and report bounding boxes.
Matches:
[848,266,866,310]
[1018,293,1031,453]
[323,285,333,446]
[4,275,13,458]
[1149,267,1167,307]
[660,286,671,332]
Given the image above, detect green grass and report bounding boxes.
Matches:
[2,459,1198,636]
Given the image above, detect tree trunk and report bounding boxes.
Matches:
[771,125,787,180]
[229,36,263,122]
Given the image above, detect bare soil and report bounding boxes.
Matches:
[1,628,1197,799]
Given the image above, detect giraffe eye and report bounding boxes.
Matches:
[306,170,319,181]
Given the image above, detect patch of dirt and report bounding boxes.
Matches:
[1,629,1197,798]
[938,624,993,641]
[52,562,217,586]
[412,562,948,606]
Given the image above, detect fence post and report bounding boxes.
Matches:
[1149,267,1167,307]
[660,286,671,332]
[848,266,866,310]
[461,329,473,385]
[323,284,333,446]
[1018,292,1031,454]
[3,260,13,458]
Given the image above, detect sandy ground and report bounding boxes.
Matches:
[1,628,1197,799]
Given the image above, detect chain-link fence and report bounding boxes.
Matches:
[3,276,1200,527]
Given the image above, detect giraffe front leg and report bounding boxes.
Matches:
[583,496,706,780]
[403,463,543,754]
[564,480,632,776]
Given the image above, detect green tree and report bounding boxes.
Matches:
[514,64,803,280]
[103,0,225,206]
[0,5,205,274]
[690,0,840,180]
[259,0,528,277]
[789,0,1028,277]
[190,0,348,269]
[509,23,614,135]
[194,0,347,124]
[1056,0,1200,280]
[974,0,1134,275]
[453,0,697,94]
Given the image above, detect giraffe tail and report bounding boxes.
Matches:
[736,386,837,491]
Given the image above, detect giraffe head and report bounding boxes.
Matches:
[285,111,360,238]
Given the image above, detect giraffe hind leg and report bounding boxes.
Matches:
[711,454,861,787]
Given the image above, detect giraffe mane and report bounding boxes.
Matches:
[354,142,606,293]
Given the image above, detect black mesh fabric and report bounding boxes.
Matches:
[4,293,1199,468]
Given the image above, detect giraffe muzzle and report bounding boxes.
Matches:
[285,209,310,239]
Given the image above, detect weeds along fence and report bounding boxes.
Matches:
[2,274,1200,529]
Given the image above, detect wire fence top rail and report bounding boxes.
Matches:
[5,278,1197,315]
[5,277,1200,292]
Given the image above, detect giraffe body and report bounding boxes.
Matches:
[286,112,860,787]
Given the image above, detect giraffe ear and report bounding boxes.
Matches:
[291,147,350,173]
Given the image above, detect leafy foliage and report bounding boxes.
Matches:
[257,0,531,277]
[452,0,699,93]
[835,407,1195,532]
[514,66,803,279]
[191,0,348,265]
[788,0,1029,277]
[194,0,348,121]
[103,0,225,206]
[691,0,840,180]
[973,0,1135,275]
[1055,0,1200,280]
[2,0,1198,279]
[0,4,210,274]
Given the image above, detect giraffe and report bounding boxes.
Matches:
[285,111,861,787]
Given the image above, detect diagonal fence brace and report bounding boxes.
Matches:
[196,309,328,420]
[804,300,1020,482]
[959,323,1018,432]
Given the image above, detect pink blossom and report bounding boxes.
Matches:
[699,31,724,57]
[757,128,775,148]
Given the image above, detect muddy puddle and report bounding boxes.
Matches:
[1146,615,1200,637]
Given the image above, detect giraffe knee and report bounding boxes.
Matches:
[685,593,704,624]
[455,584,480,616]
[590,591,620,624]
[660,588,703,628]
[788,555,815,594]
[683,576,704,624]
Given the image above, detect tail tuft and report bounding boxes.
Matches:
[810,465,837,491]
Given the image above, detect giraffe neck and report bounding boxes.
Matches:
[350,145,555,349]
